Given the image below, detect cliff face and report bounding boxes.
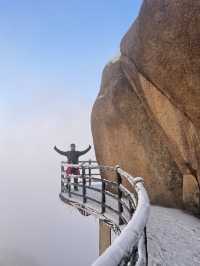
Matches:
[91,0,200,213]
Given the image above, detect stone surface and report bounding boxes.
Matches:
[91,0,200,213]
[183,174,200,215]
[121,0,200,131]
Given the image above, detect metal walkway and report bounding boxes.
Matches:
[59,160,150,266]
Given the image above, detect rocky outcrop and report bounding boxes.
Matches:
[91,0,200,214]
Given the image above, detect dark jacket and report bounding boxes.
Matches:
[54,145,91,164]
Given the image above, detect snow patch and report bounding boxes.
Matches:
[147,206,200,266]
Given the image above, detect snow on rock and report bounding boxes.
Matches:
[147,206,200,266]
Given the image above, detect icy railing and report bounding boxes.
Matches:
[59,161,150,266]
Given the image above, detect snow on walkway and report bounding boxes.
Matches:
[61,179,200,266]
[147,206,200,266]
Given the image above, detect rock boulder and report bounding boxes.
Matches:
[91,0,200,213]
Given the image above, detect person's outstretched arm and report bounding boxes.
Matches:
[54,146,67,156]
[78,145,91,156]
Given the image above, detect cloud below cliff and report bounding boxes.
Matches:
[0,91,98,266]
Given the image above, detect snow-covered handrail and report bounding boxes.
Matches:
[93,168,150,266]
[59,161,150,265]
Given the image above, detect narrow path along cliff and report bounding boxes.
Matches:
[147,206,200,266]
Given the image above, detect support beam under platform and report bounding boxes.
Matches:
[99,220,111,256]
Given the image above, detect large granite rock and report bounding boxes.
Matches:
[91,0,200,213]
[121,0,200,130]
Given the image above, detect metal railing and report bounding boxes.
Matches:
[59,160,150,265]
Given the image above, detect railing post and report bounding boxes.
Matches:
[89,159,92,187]
[144,226,148,265]
[64,163,71,197]
[67,175,71,198]
[61,164,65,193]
[129,196,135,217]
[82,166,87,203]
[61,164,65,178]
[101,180,106,214]
[116,167,124,225]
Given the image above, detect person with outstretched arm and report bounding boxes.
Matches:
[54,143,91,190]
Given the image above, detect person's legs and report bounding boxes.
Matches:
[74,177,78,191]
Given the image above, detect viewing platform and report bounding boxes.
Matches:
[59,160,150,266]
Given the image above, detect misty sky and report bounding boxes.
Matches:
[0,1,142,265]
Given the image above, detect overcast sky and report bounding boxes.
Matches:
[0,1,142,265]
